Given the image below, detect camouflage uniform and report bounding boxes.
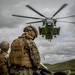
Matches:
[0,41,9,75]
[10,25,41,75]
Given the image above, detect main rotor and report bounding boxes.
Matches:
[12,4,75,25]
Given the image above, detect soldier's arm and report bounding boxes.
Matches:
[27,40,41,69]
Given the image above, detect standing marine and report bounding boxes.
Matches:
[0,41,9,75]
[9,25,41,75]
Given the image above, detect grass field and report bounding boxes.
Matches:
[44,59,75,75]
[70,71,75,75]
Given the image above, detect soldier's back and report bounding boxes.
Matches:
[0,52,9,75]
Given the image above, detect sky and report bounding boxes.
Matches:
[0,0,75,64]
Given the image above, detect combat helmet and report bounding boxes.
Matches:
[23,25,38,38]
[0,41,9,51]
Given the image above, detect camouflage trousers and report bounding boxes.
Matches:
[10,67,34,75]
[0,73,9,75]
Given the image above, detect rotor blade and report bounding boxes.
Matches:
[12,14,43,19]
[26,21,42,24]
[51,4,68,18]
[26,5,47,18]
[57,20,75,24]
[54,15,75,19]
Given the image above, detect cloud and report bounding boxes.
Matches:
[0,0,75,64]
[0,0,29,28]
[38,35,75,64]
[42,54,75,64]
[0,24,25,43]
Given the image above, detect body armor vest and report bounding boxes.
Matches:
[9,37,40,67]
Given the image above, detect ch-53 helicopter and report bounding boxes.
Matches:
[12,4,75,41]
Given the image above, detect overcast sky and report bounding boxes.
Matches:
[0,0,75,64]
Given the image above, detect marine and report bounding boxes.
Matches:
[9,25,41,75]
[0,41,9,75]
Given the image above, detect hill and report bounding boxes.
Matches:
[44,59,75,71]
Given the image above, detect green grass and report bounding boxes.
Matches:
[44,59,75,75]
[70,71,75,75]
[44,59,75,71]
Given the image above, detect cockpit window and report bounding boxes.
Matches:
[46,19,53,25]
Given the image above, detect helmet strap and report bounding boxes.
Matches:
[25,34,33,40]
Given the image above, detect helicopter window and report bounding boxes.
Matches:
[46,19,53,25]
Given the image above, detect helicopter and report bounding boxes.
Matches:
[12,4,75,41]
